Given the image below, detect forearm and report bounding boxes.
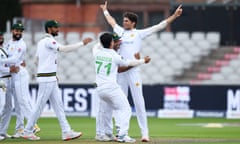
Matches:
[166,13,178,24]
[0,66,10,74]
[0,56,18,64]
[58,42,84,52]
[128,59,145,67]
[102,10,116,28]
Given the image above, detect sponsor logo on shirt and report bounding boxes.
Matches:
[53,41,56,44]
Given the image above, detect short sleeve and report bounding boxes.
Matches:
[114,52,129,67]
[113,24,125,37]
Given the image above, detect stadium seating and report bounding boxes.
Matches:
[23,31,225,84]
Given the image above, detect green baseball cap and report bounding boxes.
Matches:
[45,20,60,29]
[12,23,24,30]
[112,33,121,41]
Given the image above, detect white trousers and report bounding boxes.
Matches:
[0,77,13,134]
[95,90,113,136]
[96,83,131,136]
[12,67,34,131]
[25,81,71,134]
[117,69,149,137]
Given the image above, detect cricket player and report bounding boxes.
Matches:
[100,1,183,142]
[94,32,150,143]
[0,31,20,141]
[95,33,149,141]
[0,24,40,138]
[22,20,92,141]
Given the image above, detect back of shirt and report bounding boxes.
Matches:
[36,34,59,82]
[94,48,129,85]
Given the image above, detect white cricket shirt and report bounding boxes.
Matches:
[1,38,26,66]
[93,47,129,86]
[36,34,60,82]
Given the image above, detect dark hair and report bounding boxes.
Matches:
[123,12,138,27]
[100,33,113,48]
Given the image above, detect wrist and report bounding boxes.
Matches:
[103,10,109,16]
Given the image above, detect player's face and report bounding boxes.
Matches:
[113,40,121,51]
[123,17,135,30]
[12,29,23,41]
[49,27,59,37]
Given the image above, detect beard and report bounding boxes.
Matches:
[51,31,58,37]
[13,34,22,41]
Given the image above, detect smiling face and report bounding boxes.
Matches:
[122,12,138,30]
[123,17,135,30]
[12,29,23,41]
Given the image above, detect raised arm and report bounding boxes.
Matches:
[166,5,183,24]
[100,1,117,28]
[141,5,183,36]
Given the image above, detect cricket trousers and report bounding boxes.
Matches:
[0,77,13,135]
[117,68,149,137]
[96,91,113,136]
[25,81,71,133]
[96,83,131,136]
[11,67,35,131]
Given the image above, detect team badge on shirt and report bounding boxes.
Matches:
[53,41,56,44]
[136,82,140,87]
[130,34,135,38]
[18,48,21,52]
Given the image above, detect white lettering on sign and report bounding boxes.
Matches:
[227,89,240,111]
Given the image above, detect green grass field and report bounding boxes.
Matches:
[1,117,240,144]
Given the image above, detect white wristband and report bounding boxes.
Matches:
[103,10,109,16]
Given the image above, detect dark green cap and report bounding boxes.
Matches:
[12,23,24,30]
[45,20,60,29]
[112,33,121,41]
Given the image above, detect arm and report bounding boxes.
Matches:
[118,53,140,73]
[166,5,183,24]
[0,65,19,74]
[128,56,150,67]
[0,48,24,64]
[100,1,117,28]
[58,38,92,52]
[92,42,102,56]
[139,5,183,37]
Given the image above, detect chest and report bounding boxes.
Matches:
[6,42,24,56]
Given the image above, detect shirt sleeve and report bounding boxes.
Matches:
[113,24,125,37]
[114,52,129,67]
[138,20,168,39]
[0,64,10,74]
[0,42,26,64]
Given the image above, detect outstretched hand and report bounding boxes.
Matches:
[82,38,93,45]
[100,1,108,11]
[174,5,183,17]
[144,56,151,64]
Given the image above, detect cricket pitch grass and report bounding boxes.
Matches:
[1,117,240,144]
